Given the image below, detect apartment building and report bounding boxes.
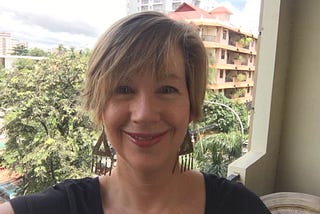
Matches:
[169,3,258,103]
[0,32,26,55]
[127,0,201,14]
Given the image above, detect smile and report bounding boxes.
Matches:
[123,130,168,148]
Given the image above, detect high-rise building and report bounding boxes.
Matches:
[169,3,258,103]
[127,0,202,14]
[0,32,27,55]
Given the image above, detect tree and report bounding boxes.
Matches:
[0,46,96,194]
[192,91,249,177]
[11,44,28,56]
[196,91,248,133]
[28,47,47,57]
[194,131,243,177]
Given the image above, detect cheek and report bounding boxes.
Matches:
[175,101,191,123]
[102,103,125,135]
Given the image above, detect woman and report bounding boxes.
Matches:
[0,11,270,213]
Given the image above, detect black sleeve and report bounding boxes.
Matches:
[10,177,103,214]
[204,173,271,214]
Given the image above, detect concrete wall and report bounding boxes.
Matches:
[275,0,320,196]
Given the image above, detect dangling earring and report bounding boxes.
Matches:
[172,129,195,173]
[92,129,116,176]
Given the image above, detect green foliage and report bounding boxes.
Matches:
[12,44,29,56]
[194,131,243,177]
[233,88,246,98]
[236,73,246,82]
[0,46,96,194]
[239,37,252,48]
[28,47,47,57]
[197,91,248,133]
[192,90,249,176]
[208,67,216,85]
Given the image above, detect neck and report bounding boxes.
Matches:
[102,162,185,212]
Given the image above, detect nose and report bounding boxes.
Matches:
[130,92,161,124]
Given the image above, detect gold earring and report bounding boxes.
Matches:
[92,129,116,176]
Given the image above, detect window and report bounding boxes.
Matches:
[172,2,181,10]
[153,4,163,12]
[219,70,224,78]
[225,70,235,82]
[223,30,227,40]
[141,0,148,4]
[221,49,225,59]
[141,5,148,11]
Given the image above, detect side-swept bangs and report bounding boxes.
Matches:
[83,11,207,125]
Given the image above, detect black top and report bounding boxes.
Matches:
[10,173,270,214]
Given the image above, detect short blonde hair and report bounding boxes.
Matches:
[83,11,207,125]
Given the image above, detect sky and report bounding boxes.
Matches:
[0,0,261,50]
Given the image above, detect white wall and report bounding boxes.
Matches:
[275,0,320,196]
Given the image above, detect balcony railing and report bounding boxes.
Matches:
[229,40,236,46]
[201,35,217,42]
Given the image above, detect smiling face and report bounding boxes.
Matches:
[102,48,191,173]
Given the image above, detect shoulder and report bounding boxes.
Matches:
[203,173,270,214]
[0,202,15,214]
[55,176,100,195]
[9,177,102,214]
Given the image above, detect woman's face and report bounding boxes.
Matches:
[102,48,192,172]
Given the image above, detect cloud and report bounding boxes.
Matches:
[0,0,260,50]
[0,0,127,50]
[0,4,99,50]
[220,0,261,35]
[199,0,261,35]
[12,10,99,37]
[216,0,247,10]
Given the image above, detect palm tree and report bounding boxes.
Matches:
[193,131,243,177]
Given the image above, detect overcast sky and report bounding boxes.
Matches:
[0,0,261,50]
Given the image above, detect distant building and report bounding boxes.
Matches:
[0,32,27,55]
[198,0,218,11]
[0,55,46,69]
[169,3,258,103]
[127,0,202,14]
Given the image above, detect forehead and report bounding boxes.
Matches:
[138,46,185,80]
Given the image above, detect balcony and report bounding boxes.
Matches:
[227,0,320,200]
[201,34,217,42]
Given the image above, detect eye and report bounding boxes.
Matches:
[159,86,178,94]
[114,85,134,94]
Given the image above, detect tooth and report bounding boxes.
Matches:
[135,136,153,140]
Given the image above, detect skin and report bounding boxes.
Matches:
[0,202,14,214]
[99,48,206,213]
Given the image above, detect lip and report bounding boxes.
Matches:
[123,130,168,148]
